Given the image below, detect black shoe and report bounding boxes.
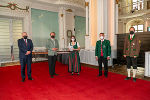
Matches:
[104,74,108,78]
[77,73,80,76]
[104,72,108,77]
[28,77,34,80]
[54,73,58,76]
[71,72,74,75]
[124,77,131,80]
[51,76,54,78]
[22,78,25,82]
[133,78,136,82]
[98,74,102,77]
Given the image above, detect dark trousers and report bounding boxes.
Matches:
[20,56,32,79]
[48,55,57,76]
[126,56,137,69]
[98,56,108,76]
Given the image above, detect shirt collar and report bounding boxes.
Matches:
[130,34,134,37]
[101,39,104,41]
[24,39,27,41]
[51,38,55,41]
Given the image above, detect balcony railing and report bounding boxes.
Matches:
[119,0,150,15]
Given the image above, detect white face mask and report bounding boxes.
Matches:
[100,36,104,40]
[71,39,75,42]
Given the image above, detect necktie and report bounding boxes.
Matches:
[130,35,133,40]
[25,39,27,46]
[101,41,103,56]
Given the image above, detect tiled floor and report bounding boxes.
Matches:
[1,61,150,81]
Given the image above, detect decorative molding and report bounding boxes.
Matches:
[85,35,89,36]
[85,2,89,7]
[116,0,119,4]
[31,0,85,10]
[60,14,64,17]
[62,0,85,7]
[66,9,73,12]
[0,3,29,12]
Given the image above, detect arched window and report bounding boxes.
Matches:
[126,19,144,33]
[133,24,144,32]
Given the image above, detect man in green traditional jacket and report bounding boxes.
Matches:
[123,27,141,82]
[95,33,111,77]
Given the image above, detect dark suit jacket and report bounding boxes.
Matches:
[18,38,33,58]
[95,39,111,58]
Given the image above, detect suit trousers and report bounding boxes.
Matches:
[48,55,57,76]
[20,55,32,79]
[126,56,137,69]
[98,56,108,75]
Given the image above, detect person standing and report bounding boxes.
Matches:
[46,32,59,78]
[18,32,33,82]
[123,27,141,82]
[68,36,81,75]
[95,33,111,77]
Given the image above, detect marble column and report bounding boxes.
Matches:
[85,1,89,36]
[85,0,91,50]
[97,0,108,39]
[58,7,65,50]
[107,0,118,59]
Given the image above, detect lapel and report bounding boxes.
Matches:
[99,40,105,48]
[99,40,102,47]
[21,38,26,46]
[102,40,106,49]
[21,38,29,48]
[27,39,29,46]
[102,40,105,45]
[50,38,54,46]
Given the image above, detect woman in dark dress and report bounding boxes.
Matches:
[68,36,81,75]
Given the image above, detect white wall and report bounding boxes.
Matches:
[0,0,85,45]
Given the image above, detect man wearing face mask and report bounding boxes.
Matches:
[95,33,111,77]
[46,32,59,78]
[123,27,141,82]
[18,32,33,82]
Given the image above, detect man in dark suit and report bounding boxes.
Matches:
[95,33,111,77]
[18,32,33,82]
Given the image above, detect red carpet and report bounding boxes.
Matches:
[0,62,150,100]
